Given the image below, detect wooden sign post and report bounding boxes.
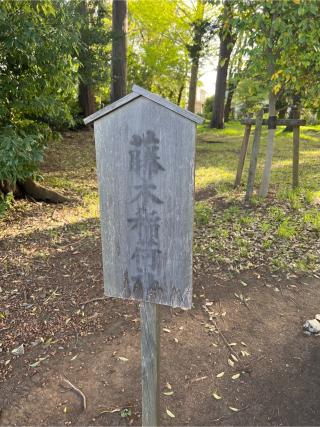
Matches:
[84,85,203,426]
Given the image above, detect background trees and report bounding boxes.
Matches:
[1,0,320,203]
[210,0,236,128]
[111,0,127,102]
[0,0,78,198]
[78,0,111,116]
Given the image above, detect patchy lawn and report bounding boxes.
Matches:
[1,123,320,426]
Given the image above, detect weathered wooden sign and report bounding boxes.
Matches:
[85,85,203,309]
[85,86,203,426]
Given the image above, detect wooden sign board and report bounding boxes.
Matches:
[85,85,203,309]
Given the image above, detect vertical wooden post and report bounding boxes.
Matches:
[245,109,263,201]
[234,124,251,188]
[140,302,160,427]
[292,104,300,189]
[292,125,300,188]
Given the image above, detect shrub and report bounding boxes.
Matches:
[0,123,50,185]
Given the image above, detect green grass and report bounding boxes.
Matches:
[193,121,320,274]
[0,192,13,217]
[2,122,319,275]
[196,121,320,196]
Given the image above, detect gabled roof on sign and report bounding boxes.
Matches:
[83,85,204,125]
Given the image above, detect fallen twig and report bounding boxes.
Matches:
[96,406,132,417]
[213,320,238,357]
[190,376,208,383]
[62,376,87,411]
[203,305,237,356]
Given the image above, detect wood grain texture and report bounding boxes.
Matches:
[94,96,196,308]
[140,302,160,427]
[234,124,251,188]
[84,93,140,125]
[241,118,306,126]
[245,110,263,201]
[132,85,204,124]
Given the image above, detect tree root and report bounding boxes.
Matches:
[18,178,68,203]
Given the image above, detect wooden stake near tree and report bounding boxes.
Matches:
[236,113,306,199]
[234,123,251,188]
[245,109,263,202]
[84,85,203,426]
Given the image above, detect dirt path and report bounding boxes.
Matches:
[1,226,320,426]
[1,130,320,426]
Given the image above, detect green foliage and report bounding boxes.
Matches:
[305,190,320,204]
[233,0,320,112]
[0,0,79,128]
[0,124,50,184]
[76,0,112,106]
[0,192,13,217]
[276,219,297,239]
[0,0,80,186]
[128,0,190,103]
[194,201,211,225]
[204,95,214,118]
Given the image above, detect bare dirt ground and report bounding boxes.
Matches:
[1,130,320,426]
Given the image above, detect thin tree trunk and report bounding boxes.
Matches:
[78,0,96,117]
[177,84,185,106]
[259,90,277,197]
[258,11,278,198]
[187,59,199,112]
[111,0,127,102]
[224,82,235,122]
[210,2,234,129]
[284,94,301,132]
[187,0,205,113]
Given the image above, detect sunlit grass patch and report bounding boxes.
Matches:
[196,166,235,190]
[197,122,320,199]
[194,201,211,225]
[305,190,320,204]
[276,219,297,239]
[303,209,320,232]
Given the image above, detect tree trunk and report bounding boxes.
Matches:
[187,59,199,113]
[177,84,185,106]
[186,0,205,113]
[78,82,96,118]
[224,81,235,122]
[111,0,127,102]
[284,94,301,132]
[276,92,287,120]
[278,108,286,119]
[1,179,68,203]
[78,0,96,117]
[259,90,277,198]
[19,179,68,203]
[210,2,234,129]
[258,10,278,198]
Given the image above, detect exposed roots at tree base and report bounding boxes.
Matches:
[1,178,68,204]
